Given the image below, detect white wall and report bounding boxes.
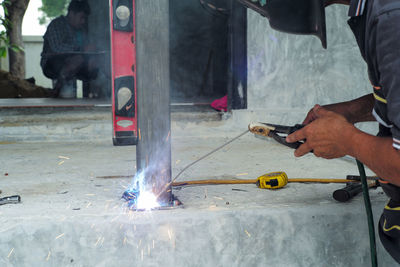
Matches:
[0,35,52,89]
[24,35,52,88]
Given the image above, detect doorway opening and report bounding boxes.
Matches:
[169,0,247,111]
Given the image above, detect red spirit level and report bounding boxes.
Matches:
[110,0,138,146]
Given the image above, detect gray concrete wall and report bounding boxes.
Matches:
[247,5,370,111]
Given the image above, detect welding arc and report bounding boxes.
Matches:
[155,130,250,200]
[171,178,359,187]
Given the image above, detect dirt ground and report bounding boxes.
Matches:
[0,70,52,98]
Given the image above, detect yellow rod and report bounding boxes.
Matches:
[97,175,376,186]
[172,178,359,187]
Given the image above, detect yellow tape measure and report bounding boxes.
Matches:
[257,172,288,189]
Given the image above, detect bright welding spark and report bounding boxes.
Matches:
[95,237,101,246]
[46,251,51,261]
[245,230,251,238]
[136,191,160,210]
[167,229,172,240]
[55,233,65,240]
[58,156,70,160]
[236,173,248,176]
[58,160,65,166]
[86,202,92,208]
[7,248,14,258]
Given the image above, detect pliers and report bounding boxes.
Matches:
[248,122,305,149]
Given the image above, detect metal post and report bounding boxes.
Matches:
[135,0,171,203]
[228,0,247,110]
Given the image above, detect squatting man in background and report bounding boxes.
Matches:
[242,0,400,263]
[40,0,105,98]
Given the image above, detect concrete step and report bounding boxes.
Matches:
[0,138,396,266]
[0,104,223,143]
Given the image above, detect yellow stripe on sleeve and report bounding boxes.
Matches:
[383,219,400,232]
[374,93,387,104]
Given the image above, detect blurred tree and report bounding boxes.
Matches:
[0,1,22,58]
[3,0,29,78]
[38,0,68,25]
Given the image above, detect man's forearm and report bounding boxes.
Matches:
[324,94,375,124]
[347,128,400,186]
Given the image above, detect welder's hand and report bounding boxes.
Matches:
[286,106,357,159]
[302,104,321,125]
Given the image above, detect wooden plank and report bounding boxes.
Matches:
[135,0,171,203]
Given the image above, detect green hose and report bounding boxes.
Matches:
[357,159,378,267]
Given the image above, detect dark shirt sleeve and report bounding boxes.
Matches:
[44,17,79,53]
[375,9,400,149]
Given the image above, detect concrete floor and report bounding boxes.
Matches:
[0,107,397,266]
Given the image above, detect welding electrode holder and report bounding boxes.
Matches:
[248,122,306,150]
[267,124,305,150]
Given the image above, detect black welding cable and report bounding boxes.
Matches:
[357,159,378,267]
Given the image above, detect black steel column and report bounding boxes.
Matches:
[136,0,171,203]
[228,0,247,110]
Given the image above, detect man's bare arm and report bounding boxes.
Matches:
[287,106,400,186]
[303,94,375,124]
[349,129,400,186]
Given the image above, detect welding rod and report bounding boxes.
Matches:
[155,130,250,200]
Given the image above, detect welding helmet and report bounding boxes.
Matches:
[238,0,327,48]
